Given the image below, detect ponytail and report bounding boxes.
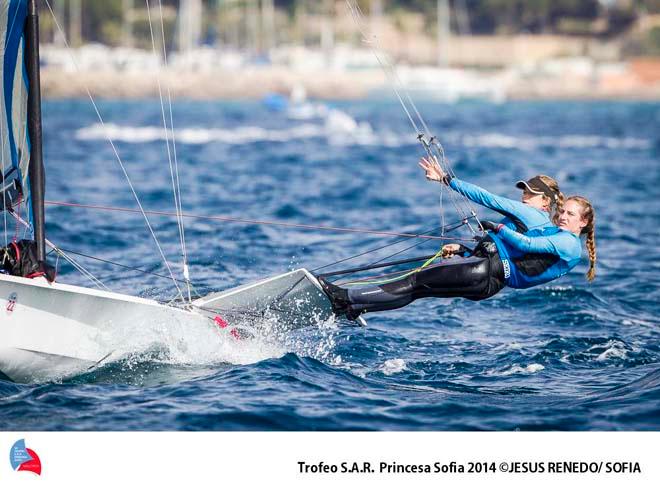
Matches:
[585,228,597,282]
[536,174,564,223]
[552,191,565,226]
[567,195,597,282]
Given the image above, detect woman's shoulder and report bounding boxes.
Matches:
[555,230,582,258]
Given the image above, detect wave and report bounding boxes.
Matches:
[75,109,387,146]
[75,112,652,150]
[573,365,660,412]
[459,133,651,150]
[489,363,545,377]
[378,358,408,376]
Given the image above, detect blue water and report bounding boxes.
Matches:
[1,99,659,430]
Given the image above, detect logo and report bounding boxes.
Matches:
[9,439,42,476]
[6,292,17,313]
[502,259,511,279]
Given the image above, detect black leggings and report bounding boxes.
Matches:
[345,249,505,315]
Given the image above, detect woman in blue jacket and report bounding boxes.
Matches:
[320,158,597,320]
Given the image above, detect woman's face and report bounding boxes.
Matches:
[557,199,588,235]
[521,189,548,211]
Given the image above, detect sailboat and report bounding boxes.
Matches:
[1,1,477,384]
[0,0,337,383]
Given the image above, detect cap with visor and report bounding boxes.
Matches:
[515,176,557,201]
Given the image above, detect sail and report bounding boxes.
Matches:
[0,0,30,225]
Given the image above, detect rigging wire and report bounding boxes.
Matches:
[345,1,483,236]
[331,217,474,283]
[312,215,473,274]
[11,212,109,290]
[45,200,474,242]
[52,246,206,295]
[44,0,185,302]
[145,0,192,302]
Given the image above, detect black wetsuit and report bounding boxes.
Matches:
[342,237,505,316]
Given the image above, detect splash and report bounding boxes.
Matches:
[82,302,344,384]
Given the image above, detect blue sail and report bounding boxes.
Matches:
[0,0,31,230]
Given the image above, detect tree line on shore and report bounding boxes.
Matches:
[40,0,660,55]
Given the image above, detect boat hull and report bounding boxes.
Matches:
[0,274,207,383]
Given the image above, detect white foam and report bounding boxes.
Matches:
[101,310,286,368]
[494,363,545,376]
[591,340,631,361]
[378,358,407,375]
[493,341,524,353]
[621,318,656,329]
[458,133,651,150]
[76,119,651,152]
[96,304,342,373]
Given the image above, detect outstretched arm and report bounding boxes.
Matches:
[419,156,543,229]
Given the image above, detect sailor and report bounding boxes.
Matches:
[320,160,596,320]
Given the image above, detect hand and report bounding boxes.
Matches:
[418,156,446,183]
[479,220,502,232]
[441,243,461,258]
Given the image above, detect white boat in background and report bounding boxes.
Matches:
[371,65,508,103]
[0,0,339,384]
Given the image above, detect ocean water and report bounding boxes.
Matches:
[1,98,659,430]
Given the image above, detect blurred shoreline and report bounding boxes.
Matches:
[41,44,660,102]
[41,60,660,101]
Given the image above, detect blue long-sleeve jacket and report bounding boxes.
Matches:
[448,178,552,232]
[447,178,581,289]
[494,226,582,288]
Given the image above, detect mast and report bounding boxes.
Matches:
[437,0,450,67]
[25,0,46,262]
[122,0,134,48]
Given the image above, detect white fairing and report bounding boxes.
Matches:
[0,273,207,383]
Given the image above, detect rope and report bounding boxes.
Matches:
[145,0,191,301]
[12,193,22,241]
[44,200,474,242]
[344,221,472,282]
[343,249,444,286]
[11,212,108,290]
[55,246,206,292]
[44,0,185,303]
[345,1,483,236]
[314,216,473,275]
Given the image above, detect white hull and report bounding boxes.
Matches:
[0,273,207,383]
[0,269,339,383]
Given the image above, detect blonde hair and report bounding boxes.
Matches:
[535,174,564,224]
[567,195,597,282]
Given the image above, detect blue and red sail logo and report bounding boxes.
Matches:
[9,439,42,475]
